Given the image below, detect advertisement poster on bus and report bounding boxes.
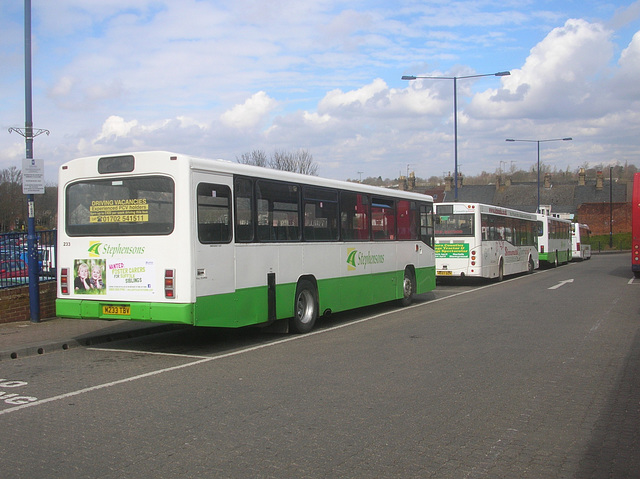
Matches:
[435,243,470,258]
[73,259,106,293]
[106,259,155,294]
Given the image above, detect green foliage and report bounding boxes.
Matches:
[585,232,631,251]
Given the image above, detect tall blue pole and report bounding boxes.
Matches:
[24,0,40,322]
[453,77,458,201]
[536,141,540,213]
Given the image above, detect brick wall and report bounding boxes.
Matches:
[0,282,57,324]
[576,202,632,236]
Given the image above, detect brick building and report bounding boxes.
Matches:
[424,169,632,235]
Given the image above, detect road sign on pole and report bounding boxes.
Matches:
[22,157,45,194]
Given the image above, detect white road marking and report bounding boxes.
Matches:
[87,347,211,359]
[0,270,541,417]
[548,279,574,290]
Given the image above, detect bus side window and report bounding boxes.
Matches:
[397,200,419,240]
[419,204,434,247]
[340,192,370,241]
[234,177,254,242]
[197,183,231,244]
[371,197,396,240]
[255,180,300,242]
[303,186,339,241]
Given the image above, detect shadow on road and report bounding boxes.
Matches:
[575,328,640,478]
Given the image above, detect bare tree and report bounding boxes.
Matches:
[271,149,297,172]
[236,149,268,167]
[237,148,318,176]
[293,149,318,176]
[0,167,24,232]
[0,167,58,232]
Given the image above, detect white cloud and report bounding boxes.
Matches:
[616,31,640,98]
[96,116,139,141]
[471,19,615,120]
[2,2,640,184]
[220,92,278,129]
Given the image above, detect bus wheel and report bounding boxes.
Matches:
[554,253,559,268]
[528,256,535,273]
[400,270,415,307]
[290,280,318,334]
[497,259,504,282]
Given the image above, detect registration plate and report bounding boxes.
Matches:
[102,305,131,316]
[437,270,453,276]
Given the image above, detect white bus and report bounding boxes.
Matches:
[536,214,572,267]
[434,203,538,280]
[56,151,436,333]
[571,223,592,260]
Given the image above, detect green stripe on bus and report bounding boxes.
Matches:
[192,267,436,327]
[57,266,436,328]
[56,299,195,324]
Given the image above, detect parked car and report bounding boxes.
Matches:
[18,248,45,275]
[38,247,56,277]
[0,259,29,278]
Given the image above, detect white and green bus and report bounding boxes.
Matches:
[434,202,538,280]
[571,222,591,260]
[536,213,572,267]
[56,152,436,333]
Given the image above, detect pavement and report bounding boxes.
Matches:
[0,316,176,361]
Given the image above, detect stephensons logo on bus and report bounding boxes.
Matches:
[88,241,146,258]
[346,248,385,271]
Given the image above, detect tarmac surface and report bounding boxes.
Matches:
[0,316,175,361]
[0,251,629,362]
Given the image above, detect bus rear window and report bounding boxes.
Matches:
[65,176,175,236]
[435,213,474,236]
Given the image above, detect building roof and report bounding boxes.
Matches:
[426,179,628,215]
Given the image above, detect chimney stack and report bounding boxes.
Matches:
[578,167,586,186]
[408,171,416,191]
[444,173,453,192]
[596,171,603,190]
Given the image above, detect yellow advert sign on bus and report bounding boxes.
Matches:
[435,243,470,258]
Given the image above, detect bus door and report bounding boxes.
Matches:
[193,175,235,301]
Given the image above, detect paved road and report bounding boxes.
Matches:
[1,254,638,478]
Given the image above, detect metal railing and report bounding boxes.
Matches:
[0,230,56,289]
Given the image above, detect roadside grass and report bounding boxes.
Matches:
[585,232,631,252]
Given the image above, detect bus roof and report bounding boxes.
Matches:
[60,151,434,203]
[436,202,537,220]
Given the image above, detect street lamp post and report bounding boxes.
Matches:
[505,137,573,213]
[402,71,510,201]
[8,0,49,323]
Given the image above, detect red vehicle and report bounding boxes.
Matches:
[633,173,640,278]
[0,259,28,279]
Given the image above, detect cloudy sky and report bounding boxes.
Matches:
[2,0,640,184]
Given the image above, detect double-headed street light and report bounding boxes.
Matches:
[402,71,510,201]
[505,137,573,213]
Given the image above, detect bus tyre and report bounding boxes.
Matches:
[554,253,559,268]
[497,259,504,282]
[290,280,318,334]
[528,256,535,273]
[400,270,415,307]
